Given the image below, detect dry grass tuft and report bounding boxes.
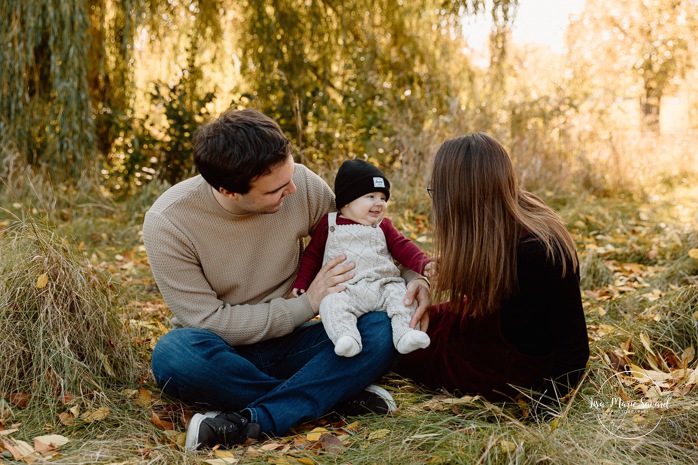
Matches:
[0,216,140,422]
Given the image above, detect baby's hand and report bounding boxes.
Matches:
[424,259,438,280]
[291,288,306,298]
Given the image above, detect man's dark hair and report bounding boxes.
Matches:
[193,108,290,194]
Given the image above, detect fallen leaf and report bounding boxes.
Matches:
[60,392,76,405]
[549,418,559,431]
[150,411,174,430]
[203,459,239,465]
[318,433,343,453]
[273,456,304,465]
[440,395,480,405]
[9,393,30,408]
[682,347,695,366]
[81,407,109,423]
[33,435,69,454]
[96,351,116,377]
[36,273,49,289]
[688,249,698,259]
[367,428,390,440]
[639,332,655,355]
[342,420,361,433]
[1,437,36,460]
[135,388,152,408]
[57,412,75,426]
[306,427,328,442]
[260,442,288,452]
[500,440,517,453]
[206,449,239,464]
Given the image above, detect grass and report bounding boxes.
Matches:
[1,161,697,464]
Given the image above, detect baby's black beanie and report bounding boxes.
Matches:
[334,159,391,210]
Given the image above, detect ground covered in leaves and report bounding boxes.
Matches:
[1,183,697,464]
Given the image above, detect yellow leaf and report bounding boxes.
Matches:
[367,428,390,440]
[174,432,187,448]
[343,421,361,432]
[549,418,559,431]
[688,248,698,259]
[274,457,302,465]
[500,440,517,453]
[682,346,695,365]
[212,449,239,463]
[306,427,329,442]
[204,458,239,465]
[297,458,315,465]
[36,273,48,289]
[134,388,152,408]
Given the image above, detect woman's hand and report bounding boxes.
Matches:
[304,254,355,313]
[404,278,431,331]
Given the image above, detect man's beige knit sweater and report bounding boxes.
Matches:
[142,164,334,346]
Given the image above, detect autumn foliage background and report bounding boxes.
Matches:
[1,0,698,464]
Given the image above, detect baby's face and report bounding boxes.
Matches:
[340,192,387,226]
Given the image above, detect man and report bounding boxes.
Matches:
[142,108,431,451]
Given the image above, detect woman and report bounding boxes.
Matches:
[396,133,589,401]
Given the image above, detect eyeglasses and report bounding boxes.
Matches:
[426,185,434,198]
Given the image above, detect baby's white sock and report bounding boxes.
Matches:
[396,330,430,354]
[335,336,362,357]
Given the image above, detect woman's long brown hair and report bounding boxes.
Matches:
[430,133,578,317]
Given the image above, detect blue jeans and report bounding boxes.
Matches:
[151,312,398,436]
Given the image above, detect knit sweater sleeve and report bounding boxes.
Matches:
[143,208,315,346]
[292,214,330,291]
[380,217,431,274]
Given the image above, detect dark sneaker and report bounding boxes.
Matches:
[185,411,260,451]
[335,384,397,416]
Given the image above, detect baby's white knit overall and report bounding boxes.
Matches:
[319,212,430,357]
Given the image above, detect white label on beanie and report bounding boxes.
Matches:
[373,177,385,188]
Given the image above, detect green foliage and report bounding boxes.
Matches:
[102,41,216,194]
[88,0,138,156]
[150,71,216,185]
[235,0,515,170]
[0,0,95,178]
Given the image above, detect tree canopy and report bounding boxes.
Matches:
[1,0,516,186]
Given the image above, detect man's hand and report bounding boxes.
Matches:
[304,254,355,313]
[405,278,431,331]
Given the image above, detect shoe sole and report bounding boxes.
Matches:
[365,384,397,413]
[184,411,221,451]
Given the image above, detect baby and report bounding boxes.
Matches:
[292,159,431,357]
